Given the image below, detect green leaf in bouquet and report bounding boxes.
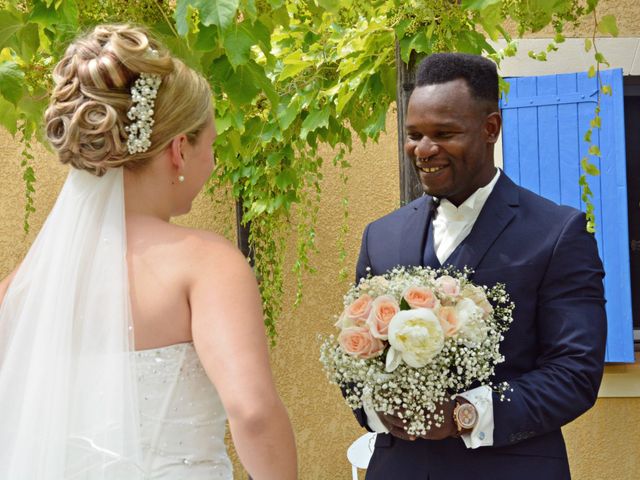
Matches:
[400,298,411,311]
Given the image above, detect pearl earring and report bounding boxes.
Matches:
[178,175,185,183]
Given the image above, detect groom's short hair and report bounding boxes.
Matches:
[415,53,499,112]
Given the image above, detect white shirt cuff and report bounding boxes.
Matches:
[362,394,389,434]
[458,385,494,448]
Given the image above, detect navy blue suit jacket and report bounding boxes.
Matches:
[355,172,607,480]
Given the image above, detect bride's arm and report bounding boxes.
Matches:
[0,268,17,306]
[188,234,297,480]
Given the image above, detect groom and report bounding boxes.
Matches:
[353,53,607,479]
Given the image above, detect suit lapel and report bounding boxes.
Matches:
[446,173,519,272]
[399,196,433,268]
[422,222,441,269]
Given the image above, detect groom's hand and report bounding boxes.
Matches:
[417,399,458,440]
[377,412,418,441]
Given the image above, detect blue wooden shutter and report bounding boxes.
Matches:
[500,69,634,363]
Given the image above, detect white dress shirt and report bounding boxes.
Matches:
[364,169,501,449]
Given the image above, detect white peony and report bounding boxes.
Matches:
[385,308,444,372]
[455,298,488,346]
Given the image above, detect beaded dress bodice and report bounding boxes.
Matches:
[135,342,232,479]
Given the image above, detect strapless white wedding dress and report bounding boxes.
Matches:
[135,342,233,479]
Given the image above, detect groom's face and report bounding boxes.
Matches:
[404,79,500,206]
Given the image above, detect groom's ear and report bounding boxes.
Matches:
[484,112,502,144]
[167,134,188,170]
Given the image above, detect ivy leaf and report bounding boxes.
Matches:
[279,51,312,81]
[277,95,302,130]
[175,0,240,36]
[581,157,600,176]
[240,0,258,22]
[223,24,255,68]
[590,116,601,129]
[16,23,39,60]
[243,60,278,107]
[584,38,593,52]
[300,106,330,140]
[594,52,609,66]
[477,1,503,41]
[461,0,501,9]
[602,84,612,96]
[597,15,619,37]
[394,18,412,39]
[316,0,341,12]
[408,31,431,55]
[194,25,222,51]
[0,95,17,135]
[222,63,260,105]
[0,61,24,105]
[0,11,23,49]
[588,145,601,157]
[587,65,596,78]
[275,168,297,190]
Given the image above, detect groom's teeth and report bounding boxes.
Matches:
[420,166,445,173]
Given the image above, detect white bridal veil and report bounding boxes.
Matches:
[0,167,143,478]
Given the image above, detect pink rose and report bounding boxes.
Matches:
[435,275,461,297]
[402,285,438,309]
[367,295,400,340]
[336,294,373,328]
[338,326,385,359]
[437,306,461,337]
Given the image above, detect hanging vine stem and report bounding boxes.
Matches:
[580,6,618,232]
[18,121,36,234]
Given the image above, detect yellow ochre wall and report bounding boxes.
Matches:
[1,1,640,478]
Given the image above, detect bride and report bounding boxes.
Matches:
[0,24,297,479]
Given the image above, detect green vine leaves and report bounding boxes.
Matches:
[0,0,614,340]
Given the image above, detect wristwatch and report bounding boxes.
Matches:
[453,400,478,434]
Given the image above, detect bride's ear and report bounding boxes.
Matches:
[167,134,188,171]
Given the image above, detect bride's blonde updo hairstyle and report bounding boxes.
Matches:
[45,24,212,175]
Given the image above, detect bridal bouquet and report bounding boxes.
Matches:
[320,266,514,435]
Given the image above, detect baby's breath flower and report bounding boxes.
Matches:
[320,265,514,435]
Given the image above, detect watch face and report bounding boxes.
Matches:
[456,403,477,429]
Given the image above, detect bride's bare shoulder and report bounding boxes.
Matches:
[127,216,249,275]
[166,222,245,268]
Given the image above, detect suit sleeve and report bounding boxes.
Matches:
[348,223,373,430]
[492,211,607,447]
[356,224,372,283]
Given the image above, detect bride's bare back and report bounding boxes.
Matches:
[126,215,205,350]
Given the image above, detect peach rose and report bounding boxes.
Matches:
[435,275,461,297]
[402,285,438,309]
[366,295,400,340]
[336,294,373,328]
[437,298,487,344]
[338,326,385,359]
[437,306,461,337]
